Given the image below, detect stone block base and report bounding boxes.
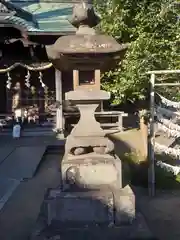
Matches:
[29,186,155,240]
[31,227,155,240]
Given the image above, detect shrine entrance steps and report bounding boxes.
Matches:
[0,136,65,212]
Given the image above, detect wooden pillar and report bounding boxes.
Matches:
[55,69,64,137]
[95,69,103,111]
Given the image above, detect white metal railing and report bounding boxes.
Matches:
[147,70,180,197]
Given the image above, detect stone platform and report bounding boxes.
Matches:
[30,186,155,240]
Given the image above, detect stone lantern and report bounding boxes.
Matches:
[46,0,130,187]
[31,1,140,239]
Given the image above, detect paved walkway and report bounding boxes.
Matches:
[135,187,180,240]
[0,153,60,240]
[0,136,64,216]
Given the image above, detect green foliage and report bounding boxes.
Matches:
[94,0,180,104]
[122,151,180,189]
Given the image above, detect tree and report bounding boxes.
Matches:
[94,0,180,104]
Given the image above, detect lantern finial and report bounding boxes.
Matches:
[69,0,100,31]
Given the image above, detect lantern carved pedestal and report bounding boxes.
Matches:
[31,1,153,239]
[62,89,122,191]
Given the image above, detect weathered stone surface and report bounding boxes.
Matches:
[61,153,122,189]
[46,190,114,229]
[68,103,105,138]
[66,90,110,101]
[69,0,99,29]
[93,146,106,154]
[114,187,135,225]
[72,147,86,155]
[65,136,114,155]
[30,186,140,240]
[45,186,135,227]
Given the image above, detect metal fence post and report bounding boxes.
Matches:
[148,73,155,197]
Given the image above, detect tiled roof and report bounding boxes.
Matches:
[0,3,10,13]
[1,1,76,34]
[3,15,38,31]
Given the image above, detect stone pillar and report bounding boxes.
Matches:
[55,69,64,138]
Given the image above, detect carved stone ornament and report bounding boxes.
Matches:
[69,0,100,29]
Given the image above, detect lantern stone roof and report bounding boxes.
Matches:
[0,0,77,35]
[46,1,129,71]
[53,34,128,54]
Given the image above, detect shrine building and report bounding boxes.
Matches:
[0,0,80,135]
[0,0,127,137]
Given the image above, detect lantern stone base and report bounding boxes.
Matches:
[31,185,151,240]
[30,186,155,240]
